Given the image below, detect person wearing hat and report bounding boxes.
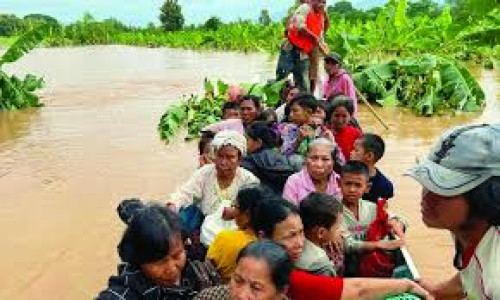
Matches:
[408,123,500,299]
[323,53,358,117]
[168,130,259,216]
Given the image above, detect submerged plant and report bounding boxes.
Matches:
[0,24,52,110]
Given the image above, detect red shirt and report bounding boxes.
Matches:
[333,125,362,161]
[288,10,324,54]
[288,270,343,300]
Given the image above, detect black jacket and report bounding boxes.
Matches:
[96,263,197,300]
[241,149,302,193]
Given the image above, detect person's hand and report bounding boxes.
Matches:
[389,218,406,239]
[222,207,236,221]
[298,125,315,140]
[321,127,334,141]
[415,278,440,296]
[375,239,404,250]
[405,279,435,300]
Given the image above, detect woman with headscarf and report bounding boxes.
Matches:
[168,130,259,218]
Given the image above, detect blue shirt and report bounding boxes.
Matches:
[363,168,394,203]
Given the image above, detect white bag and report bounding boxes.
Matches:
[200,204,237,247]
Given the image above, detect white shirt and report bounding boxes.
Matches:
[170,164,259,215]
[459,226,500,300]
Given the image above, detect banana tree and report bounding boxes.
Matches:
[0,24,52,110]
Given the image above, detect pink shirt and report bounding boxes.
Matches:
[323,72,358,116]
[202,118,245,135]
[283,168,342,206]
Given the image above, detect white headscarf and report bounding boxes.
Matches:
[211,130,247,157]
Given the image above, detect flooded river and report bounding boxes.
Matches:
[0,46,498,299]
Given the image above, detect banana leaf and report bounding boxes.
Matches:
[439,58,485,112]
[0,24,54,66]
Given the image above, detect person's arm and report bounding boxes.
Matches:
[168,167,205,210]
[283,176,299,205]
[342,278,433,300]
[417,273,463,299]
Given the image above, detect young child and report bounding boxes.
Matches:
[297,192,344,276]
[221,101,240,120]
[350,133,394,203]
[339,161,405,276]
[278,93,318,155]
[198,131,215,167]
[326,96,362,160]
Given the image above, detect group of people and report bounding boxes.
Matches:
[95,0,499,299]
[95,70,500,300]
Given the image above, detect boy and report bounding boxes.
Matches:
[340,161,405,276]
[297,192,344,276]
[326,96,362,160]
[350,133,394,203]
[279,93,318,155]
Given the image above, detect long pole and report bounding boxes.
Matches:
[355,87,390,131]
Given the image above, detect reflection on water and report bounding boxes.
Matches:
[0,46,498,299]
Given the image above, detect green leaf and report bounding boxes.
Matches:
[394,0,407,29]
[0,24,54,66]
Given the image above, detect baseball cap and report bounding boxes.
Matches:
[324,52,342,64]
[407,123,500,196]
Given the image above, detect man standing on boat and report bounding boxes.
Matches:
[276,0,328,93]
[408,124,500,299]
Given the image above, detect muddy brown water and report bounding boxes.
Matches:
[0,46,498,299]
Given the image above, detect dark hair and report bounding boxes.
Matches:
[198,131,215,155]
[237,240,293,292]
[240,95,262,110]
[341,160,370,179]
[118,204,183,266]
[237,184,276,222]
[326,96,355,120]
[278,80,294,107]
[316,100,327,112]
[464,177,500,226]
[257,108,278,123]
[360,133,385,162]
[245,121,278,150]
[222,101,239,114]
[300,193,343,231]
[251,198,300,238]
[289,93,318,112]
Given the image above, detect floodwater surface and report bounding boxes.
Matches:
[0,46,498,299]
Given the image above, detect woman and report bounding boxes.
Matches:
[96,204,190,300]
[255,198,433,300]
[169,130,259,216]
[241,121,302,192]
[322,53,358,116]
[283,138,343,206]
[202,96,262,135]
[408,124,500,299]
[195,240,293,300]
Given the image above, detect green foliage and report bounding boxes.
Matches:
[259,9,272,26]
[204,17,223,31]
[0,14,24,36]
[0,25,48,110]
[353,55,485,116]
[158,79,287,143]
[159,0,184,31]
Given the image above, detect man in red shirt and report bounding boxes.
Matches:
[276,0,327,93]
